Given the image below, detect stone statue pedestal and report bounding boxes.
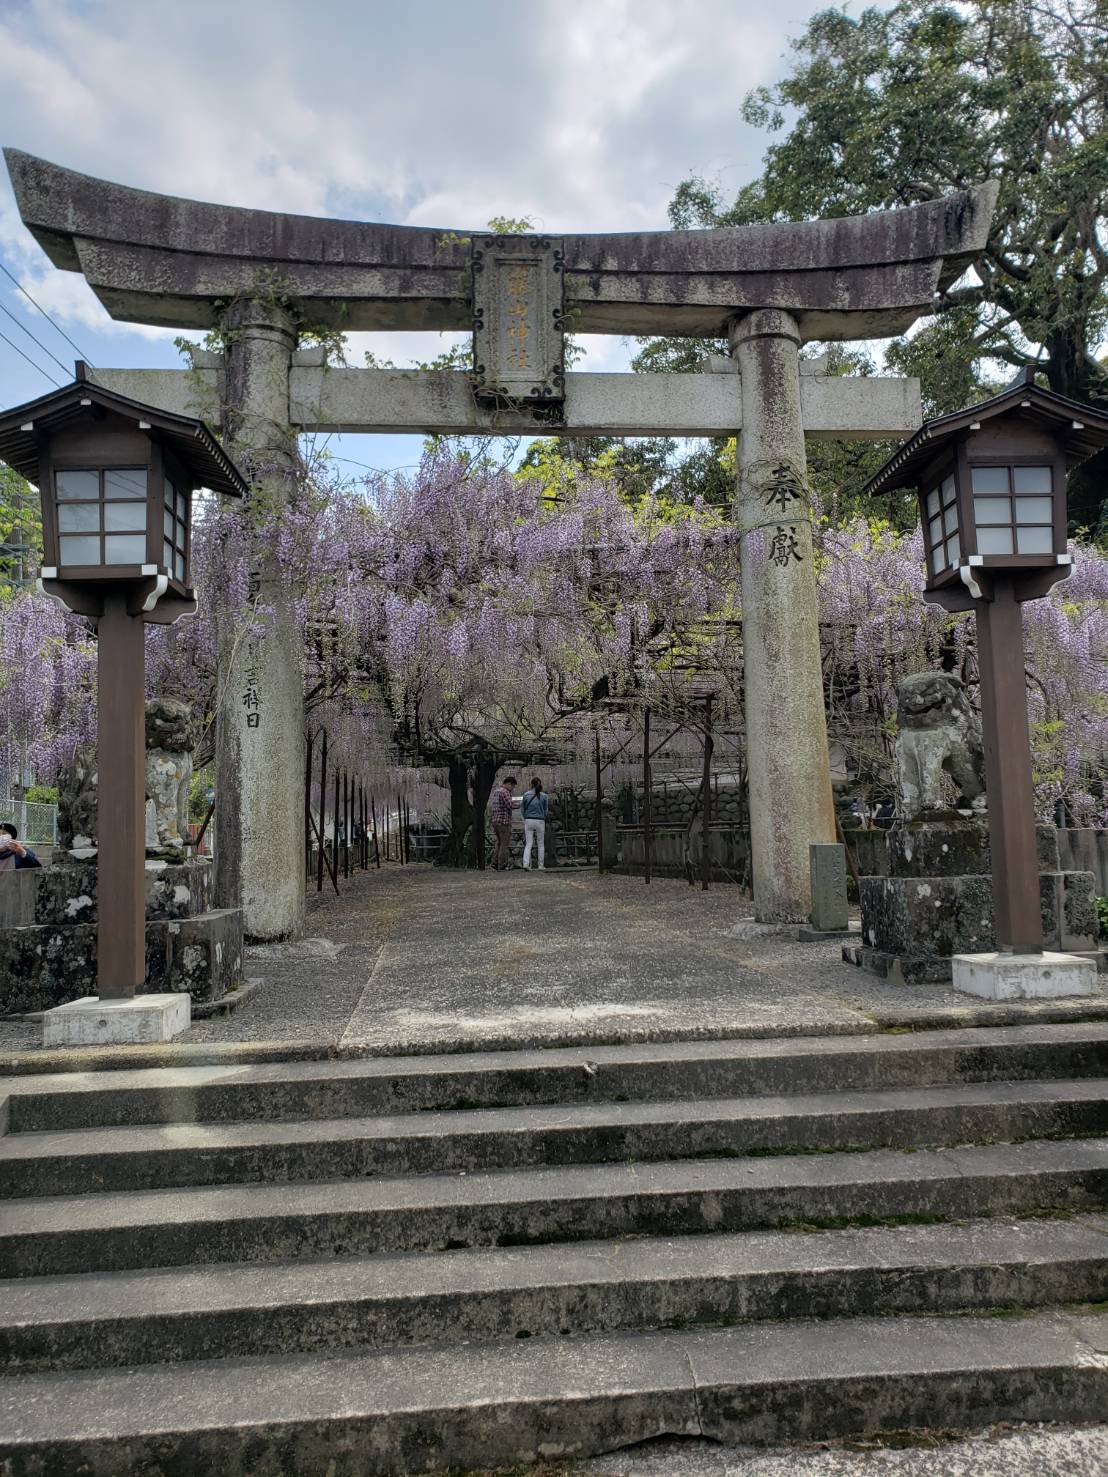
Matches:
[0,854,243,1019]
[952,952,1096,1001]
[43,992,191,1047]
[848,813,1100,985]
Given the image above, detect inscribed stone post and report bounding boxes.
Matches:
[730,310,836,922]
[214,299,305,939]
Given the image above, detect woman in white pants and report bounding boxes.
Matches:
[520,776,549,870]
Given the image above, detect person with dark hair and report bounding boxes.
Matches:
[489,774,517,871]
[520,776,549,871]
[0,822,42,870]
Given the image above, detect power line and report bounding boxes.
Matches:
[0,259,96,369]
[0,326,63,388]
[0,298,70,378]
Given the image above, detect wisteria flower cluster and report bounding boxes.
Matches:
[1,453,1104,829]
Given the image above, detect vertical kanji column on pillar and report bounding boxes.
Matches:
[214,298,306,939]
[730,309,836,922]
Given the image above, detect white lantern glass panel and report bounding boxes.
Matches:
[104,469,146,499]
[926,489,940,518]
[941,475,956,504]
[931,546,944,574]
[55,470,99,501]
[164,509,175,539]
[1015,496,1052,524]
[1012,465,1052,494]
[104,502,145,532]
[163,539,174,567]
[946,534,960,566]
[59,534,100,564]
[977,527,1014,554]
[104,534,147,564]
[974,498,1011,524]
[929,516,943,545]
[943,506,959,534]
[971,466,1009,494]
[174,551,185,580]
[1016,526,1053,554]
[58,503,100,532]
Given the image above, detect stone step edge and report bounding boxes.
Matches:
[3,1138,1106,1281]
[1,1309,1105,1469]
[2,1077,1105,1194]
[6,1019,1107,1112]
[3,1215,1106,1375]
[4,1000,1108,1077]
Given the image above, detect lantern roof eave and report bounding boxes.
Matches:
[864,382,1108,497]
[0,373,248,496]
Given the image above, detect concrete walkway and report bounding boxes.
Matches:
[201,866,1108,1055]
[2,866,1104,1059]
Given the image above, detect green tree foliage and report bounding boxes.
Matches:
[669,0,1108,528]
[0,466,41,594]
[515,435,733,510]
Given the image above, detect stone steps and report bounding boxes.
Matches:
[4,1137,1107,1279]
[3,1214,1106,1374]
[2,1311,1106,1474]
[5,1020,1107,1131]
[3,1077,1107,1198]
[1,1022,1107,1472]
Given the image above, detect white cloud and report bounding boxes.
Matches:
[0,0,828,373]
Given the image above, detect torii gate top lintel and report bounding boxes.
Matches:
[5,149,997,343]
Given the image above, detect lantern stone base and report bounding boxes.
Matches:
[0,855,242,1018]
[952,951,1097,1001]
[42,992,191,1047]
[849,816,1101,985]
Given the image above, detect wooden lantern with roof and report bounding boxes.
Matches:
[0,366,246,622]
[0,370,247,1007]
[864,377,1108,963]
[865,375,1108,610]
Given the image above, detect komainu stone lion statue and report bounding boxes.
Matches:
[895,672,986,819]
[145,697,197,859]
[56,698,198,859]
[57,744,99,851]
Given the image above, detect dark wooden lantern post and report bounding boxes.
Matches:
[865,378,1108,956]
[0,371,247,1000]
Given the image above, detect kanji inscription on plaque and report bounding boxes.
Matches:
[472,236,565,403]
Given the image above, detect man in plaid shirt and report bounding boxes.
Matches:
[490,775,517,870]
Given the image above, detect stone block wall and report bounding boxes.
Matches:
[1056,829,1108,896]
[854,817,1101,984]
[0,855,242,1017]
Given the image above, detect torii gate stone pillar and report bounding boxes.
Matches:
[215,299,305,939]
[731,310,835,921]
[3,149,997,939]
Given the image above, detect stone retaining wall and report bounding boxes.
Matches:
[0,856,242,1016]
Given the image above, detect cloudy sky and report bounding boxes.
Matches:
[0,0,846,472]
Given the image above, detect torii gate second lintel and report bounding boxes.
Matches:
[4,150,999,934]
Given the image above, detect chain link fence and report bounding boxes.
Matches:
[0,798,58,847]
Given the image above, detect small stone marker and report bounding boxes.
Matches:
[809,843,849,933]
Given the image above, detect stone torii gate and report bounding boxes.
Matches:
[5,151,997,937]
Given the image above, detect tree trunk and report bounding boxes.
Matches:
[439,757,474,867]
[1043,326,1108,534]
[470,755,499,871]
